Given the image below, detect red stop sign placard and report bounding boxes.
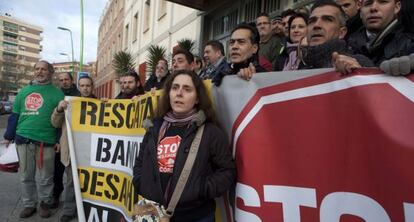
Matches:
[232,70,414,222]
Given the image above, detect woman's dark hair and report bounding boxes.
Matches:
[156,69,217,124]
[287,13,309,43]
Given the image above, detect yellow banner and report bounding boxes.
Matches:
[70,80,212,135]
[70,92,161,135]
[78,167,139,216]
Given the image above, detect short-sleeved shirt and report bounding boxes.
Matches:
[14,84,64,144]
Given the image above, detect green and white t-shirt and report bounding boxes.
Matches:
[14,84,64,144]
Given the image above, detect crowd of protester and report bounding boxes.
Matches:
[1,0,414,221]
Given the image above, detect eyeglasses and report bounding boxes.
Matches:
[156,66,166,70]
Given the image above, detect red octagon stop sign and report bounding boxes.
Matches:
[25,92,44,111]
[232,70,414,222]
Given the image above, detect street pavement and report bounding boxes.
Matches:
[0,114,78,222]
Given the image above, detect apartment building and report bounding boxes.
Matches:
[0,14,43,93]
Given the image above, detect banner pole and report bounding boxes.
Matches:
[65,97,86,222]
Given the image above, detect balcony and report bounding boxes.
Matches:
[4,26,18,33]
[3,47,18,53]
[3,36,18,44]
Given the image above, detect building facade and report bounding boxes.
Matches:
[95,0,125,99]
[96,0,202,98]
[123,0,202,75]
[52,61,96,86]
[0,14,43,94]
[95,0,315,98]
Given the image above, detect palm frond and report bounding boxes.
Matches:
[112,51,135,77]
[146,45,166,74]
[177,38,196,53]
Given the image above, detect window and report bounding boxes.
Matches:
[158,0,167,20]
[244,0,260,23]
[133,12,138,42]
[118,34,121,51]
[124,24,129,48]
[263,0,281,13]
[3,21,18,33]
[212,9,238,38]
[143,0,151,33]
[3,33,18,43]
[3,42,18,52]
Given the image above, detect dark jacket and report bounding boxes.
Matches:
[144,73,170,91]
[299,39,374,69]
[61,84,81,96]
[132,112,236,221]
[3,113,18,141]
[345,11,364,41]
[212,56,267,86]
[259,35,283,71]
[347,20,414,66]
[202,58,230,80]
[115,87,145,99]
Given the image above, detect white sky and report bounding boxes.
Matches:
[0,0,107,64]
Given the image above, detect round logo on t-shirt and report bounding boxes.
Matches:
[25,93,44,111]
[158,135,182,173]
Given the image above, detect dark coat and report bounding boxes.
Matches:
[345,11,364,41]
[132,114,236,221]
[347,20,414,66]
[144,73,170,91]
[114,87,145,99]
[61,84,80,96]
[202,58,230,80]
[299,39,374,69]
[212,56,267,86]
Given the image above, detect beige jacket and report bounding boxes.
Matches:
[51,108,70,166]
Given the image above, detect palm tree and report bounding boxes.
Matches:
[177,38,196,53]
[113,51,135,77]
[146,45,166,74]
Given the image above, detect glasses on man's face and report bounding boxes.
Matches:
[156,66,165,70]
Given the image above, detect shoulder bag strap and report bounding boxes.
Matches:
[165,124,205,215]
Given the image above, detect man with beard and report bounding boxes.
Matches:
[144,58,170,91]
[58,72,80,97]
[2,61,64,218]
[115,70,144,99]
